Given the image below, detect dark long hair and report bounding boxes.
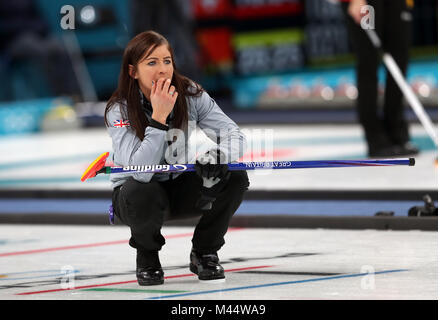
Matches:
[105,31,203,140]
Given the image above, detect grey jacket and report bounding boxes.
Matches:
[106,90,247,188]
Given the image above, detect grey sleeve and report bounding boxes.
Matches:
[194,91,247,163]
[106,103,167,183]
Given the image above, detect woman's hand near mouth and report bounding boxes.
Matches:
[150,78,178,125]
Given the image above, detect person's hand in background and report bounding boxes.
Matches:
[348,0,369,24]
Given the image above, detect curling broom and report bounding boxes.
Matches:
[81,152,415,182]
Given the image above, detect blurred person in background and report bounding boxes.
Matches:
[0,0,78,101]
[341,0,419,157]
[105,31,249,286]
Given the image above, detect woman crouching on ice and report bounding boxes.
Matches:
[104,31,249,285]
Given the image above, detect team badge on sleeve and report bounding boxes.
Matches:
[113,119,130,128]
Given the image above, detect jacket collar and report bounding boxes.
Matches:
[140,90,174,124]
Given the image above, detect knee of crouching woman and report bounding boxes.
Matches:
[228,170,250,193]
[120,178,169,221]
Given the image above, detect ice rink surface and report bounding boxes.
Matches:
[1,224,437,300]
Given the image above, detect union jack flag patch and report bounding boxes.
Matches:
[113,119,130,128]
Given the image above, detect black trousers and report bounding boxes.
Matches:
[342,0,412,149]
[112,171,249,254]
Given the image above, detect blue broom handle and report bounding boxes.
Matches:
[103,158,414,175]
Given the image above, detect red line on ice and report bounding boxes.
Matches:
[0,228,244,257]
[16,265,272,296]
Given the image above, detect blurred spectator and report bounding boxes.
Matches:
[130,0,201,82]
[341,0,419,157]
[0,0,79,101]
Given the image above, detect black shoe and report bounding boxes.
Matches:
[368,145,400,158]
[395,142,419,156]
[136,266,164,286]
[136,250,164,286]
[189,250,225,282]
